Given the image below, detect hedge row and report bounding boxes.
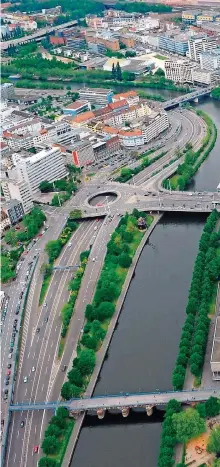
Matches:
[40,407,72,465]
[45,218,78,263]
[158,399,182,467]
[172,210,220,390]
[116,151,167,183]
[60,250,90,339]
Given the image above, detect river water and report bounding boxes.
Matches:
[71,97,220,467]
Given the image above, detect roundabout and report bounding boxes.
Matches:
[87,191,119,207]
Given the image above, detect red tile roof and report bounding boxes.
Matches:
[72,111,95,123]
[108,99,128,111]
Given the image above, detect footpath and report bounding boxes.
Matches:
[62,214,162,466]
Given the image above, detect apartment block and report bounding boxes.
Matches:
[1,83,15,101]
[200,49,220,71]
[2,177,33,213]
[2,199,24,225]
[159,33,189,56]
[192,68,218,85]
[78,88,113,106]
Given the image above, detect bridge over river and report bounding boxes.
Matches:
[9,389,220,416]
[163,86,214,110]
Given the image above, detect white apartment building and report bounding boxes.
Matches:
[192,68,217,85]
[200,49,220,71]
[1,177,33,213]
[137,16,159,31]
[188,36,217,62]
[78,88,113,106]
[165,59,196,83]
[142,111,169,144]
[104,103,151,127]
[13,147,68,194]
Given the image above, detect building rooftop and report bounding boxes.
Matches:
[72,111,95,124]
[64,100,88,110]
[2,198,22,210]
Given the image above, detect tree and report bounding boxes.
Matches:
[207,426,220,454]
[68,368,83,387]
[56,407,68,420]
[39,180,53,192]
[172,408,206,443]
[112,63,116,80]
[69,209,82,219]
[116,61,122,81]
[61,381,74,400]
[45,424,61,437]
[45,240,62,262]
[4,229,17,246]
[38,458,58,467]
[85,304,94,321]
[95,302,115,321]
[41,435,59,454]
[118,253,132,268]
[77,348,96,376]
[205,397,220,417]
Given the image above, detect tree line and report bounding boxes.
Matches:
[172,210,220,391]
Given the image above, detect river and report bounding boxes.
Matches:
[71,97,219,467]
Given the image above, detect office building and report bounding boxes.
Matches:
[188,36,217,62]
[2,199,24,225]
[200,49,220,71]
[78,88,113,106]
[159,33,189,56]
[1,83,15,101]
[12,147,67,194]
[1,177,33,213]
[165,59,196,83]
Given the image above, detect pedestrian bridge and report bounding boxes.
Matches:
[163,86,214,110]
[9,389,219,415]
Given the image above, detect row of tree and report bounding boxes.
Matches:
[116,151,167,183]
[172,210,219,390]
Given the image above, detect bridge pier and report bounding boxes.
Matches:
[121,407,130,417]
[97,408,106,419]
[193,97,199,103]
[146,405,154,416]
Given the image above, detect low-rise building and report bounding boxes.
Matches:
[2,199,24,225]
[1,83,15,101]
[0,210,11,236]
[192,68,218,85]
[63,100,91,116]
[200,49,220,71]
[112,91,140,106]
[159,32,190,56]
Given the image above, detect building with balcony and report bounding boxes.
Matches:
[165,59,196,83]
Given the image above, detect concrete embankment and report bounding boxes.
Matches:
[62,214,162,467]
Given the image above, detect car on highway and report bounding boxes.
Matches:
[4,380,9,386]
[62,365,67,372]
[44,317,48,323]
[36,327,40,333]
[15,306,20,315]
[68,242,72,247]
[31,367,35,372]
[3,393,8,400]
[6,370,11,376]
[20,421,25,428]
[33,446,39,454]
[14,319,18,325]
[43,302,47,307]
[7,364,11,369]
[23,376,28,383]
[8,353,12,359]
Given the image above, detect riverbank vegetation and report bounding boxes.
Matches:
[172,210,220,391]
[39,209,153,465]
[1,207,46,283]
[211,87,220,100]
[163,111,217,191]
[158,397,220,467]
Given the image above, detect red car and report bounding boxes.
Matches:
[33,445,38,453]
[37,233,43,238]
[6,369,11,376]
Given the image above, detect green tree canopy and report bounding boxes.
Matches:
[207,425,220,454]
[172,408,206,443]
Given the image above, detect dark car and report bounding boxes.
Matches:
[15,307,20,315]
[61,365,67,372]
[44,317,48,323]
[14,319,18,325]
[4,389,8,395]
[20,421,25,428]
[36,328,40,333]
[19,292,24,300]
[7,364,11,369]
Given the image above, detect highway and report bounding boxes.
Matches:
[4,216,120,466]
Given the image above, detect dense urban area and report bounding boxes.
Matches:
[1,0,220,466]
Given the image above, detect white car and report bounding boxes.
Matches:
[92,258,95,262]
[23,376,28,383]
[31,367,35,372]
[94,227,97,231]
[8,353,12,359]
[68,242,72,247]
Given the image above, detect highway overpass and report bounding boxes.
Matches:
[9,389,219,413]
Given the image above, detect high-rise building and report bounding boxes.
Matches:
[1,177,33,214]
[188,36,217,62]
[159,33,189,56]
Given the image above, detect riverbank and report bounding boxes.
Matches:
[62,213,161,467]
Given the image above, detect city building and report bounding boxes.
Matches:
[182,10,220,24]
[63,100,91,116]
[120,35,135,48]
[2,199,24,225]
[112,91,140,106]
[188,36,217,61]
[159,32,190,56]
[0,210,10,236]
[68,140,95,167]
[65,36,87,51]
[78,88,113,106]
[200,49,220,71]
[11,147,68,194]
[192,68,218,85]
[165,59,196,83]
[210,316,220,380]
[1,177,33,213]
[1,83,15,101]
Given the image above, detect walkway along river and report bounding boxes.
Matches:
[70,98,220,467]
